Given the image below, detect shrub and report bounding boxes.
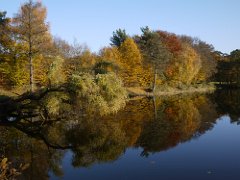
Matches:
[68,72,127,115]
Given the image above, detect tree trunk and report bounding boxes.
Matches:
[153,96,157,120]
[153,68,157,94]
[29,55,33,92]
[28,0,34,92]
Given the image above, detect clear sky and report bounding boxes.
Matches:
[1,0,239,54]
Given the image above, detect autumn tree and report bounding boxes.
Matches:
[137,27,172,92]
[166,43,202,86]
[98,41,151,87]
[53,36,71,59]
[95,47,121,73]
[180,36,217,82]
[0,11,28,87]
[157,30,182,55]
[12,0,53,91]
[0,11,12,85]
[193,40,217,82]
[117,38,146,86]
[0,11,12,54]
[99,47,118,60]
[64,44,96,76]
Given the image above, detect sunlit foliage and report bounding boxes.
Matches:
[12,0,53,90]
[180,36,217,82]
[117,38,146,86]
[0,156,29,179]
[166,43,202,86]
[64,45,96,76]
[69,72,127,115]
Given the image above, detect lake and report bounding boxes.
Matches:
[1,89,240,180]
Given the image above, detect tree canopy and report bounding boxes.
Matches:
[0,0,230,95]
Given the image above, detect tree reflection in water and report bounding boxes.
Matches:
[0,90,239,178]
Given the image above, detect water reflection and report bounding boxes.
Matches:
[213,89,240,123]
[136,95,218,155]
[0,90,240,179]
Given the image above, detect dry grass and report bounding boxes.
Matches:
[155,86,215,96]
[126,87,153,97]
[0,86,30,103]
[127,84,215,97]
[0,89,16,97]
[0,86,30,97]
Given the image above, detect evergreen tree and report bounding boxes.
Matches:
[110,29,128,47]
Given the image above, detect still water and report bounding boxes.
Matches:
[1,90,240,180]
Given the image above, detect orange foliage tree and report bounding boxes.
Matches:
[117,38,147,87]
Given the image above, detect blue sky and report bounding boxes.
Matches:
[1,0,239,53]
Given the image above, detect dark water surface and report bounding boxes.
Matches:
[1,89,240,180]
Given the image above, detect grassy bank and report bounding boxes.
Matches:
[127,84,215,97]
[0,84,215,101]
[0,86,31,103]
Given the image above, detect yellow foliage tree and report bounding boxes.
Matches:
[33,54,49,86]
[94,47,121,74]
[99,47,121,63]
[118,38,147,87]
[34,55,66,87]
[0,43,29,87]
[64,49,96,77]
[166,43,201,86]
[12,0,53,91]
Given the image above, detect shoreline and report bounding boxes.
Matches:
[0,85,215,100]
[127,86,215,97]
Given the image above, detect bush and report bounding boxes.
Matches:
[68,72,127,115]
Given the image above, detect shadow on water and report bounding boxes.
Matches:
[0,89,240,179]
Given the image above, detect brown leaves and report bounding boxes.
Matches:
[0,157,29,180]
[157,30,182,55]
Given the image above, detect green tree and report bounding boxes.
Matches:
[230,49,240,62]
[137,27,172,92]
[214,50,240,86]
[93,61,116,75]
[110,29,128,47]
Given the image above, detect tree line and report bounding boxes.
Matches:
[0,0,239,95]
[214,49,240,87]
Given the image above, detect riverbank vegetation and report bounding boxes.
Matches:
[0,1,239,99]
